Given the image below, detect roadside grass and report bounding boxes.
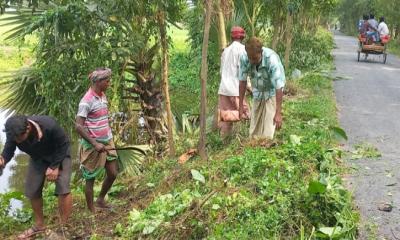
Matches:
[388,41,400,56]
[347,142,382,160]
[112,68,358,239]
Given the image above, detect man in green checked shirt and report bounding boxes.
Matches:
[238,37,286,139]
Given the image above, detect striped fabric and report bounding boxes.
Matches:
[77,88,112,141]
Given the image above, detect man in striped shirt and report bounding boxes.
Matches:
[75,67,118,213]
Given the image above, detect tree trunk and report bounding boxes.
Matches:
[198,0,212,160]
[242,0,255,36]
[284,12,293,71]
[216,0,227,51]
[158,10,175,157]
[271,11,283,50]
[129,43,167,155]
[271,21,281,50]
[212,0,228,132]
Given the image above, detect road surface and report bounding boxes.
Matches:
[333,31,400,239]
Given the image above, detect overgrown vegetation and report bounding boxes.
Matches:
[0,1,360,239]
[115,61,358,239]
[2,27,359,239]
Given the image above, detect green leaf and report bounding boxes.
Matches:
[308,181,327,194]
[146,182,155,188]
[142,225,156,235]
[191,169,205,183]
[85,3,98,12]
[114,223,123,236]
[318,226,343,237]
[129,208,141,221]
[212,204,220,210]
[330,126,348,141]
[142,220,162,235]
[290,134,301,145]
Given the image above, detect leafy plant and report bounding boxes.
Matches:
[0,191,31,234]
[349,142,382,160]
[122,189,200,237]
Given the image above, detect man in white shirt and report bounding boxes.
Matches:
[378,17,389,37]
[218,26,250,137]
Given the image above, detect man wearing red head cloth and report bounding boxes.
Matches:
[75,67,119,213]
[217,26,250,138]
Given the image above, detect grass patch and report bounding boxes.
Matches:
[112,69,359,239]
[348,142,381,160]
[169,25,189,53]
[388,41,400,56]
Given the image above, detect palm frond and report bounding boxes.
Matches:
[0,11,44,41]
[0,68,46,117]
[114,146,147,155]
[116,145,149,177]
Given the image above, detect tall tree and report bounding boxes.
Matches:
[198,0,213,160]
[284,10,294,70]
[157,9,175,157]
[0,0,186,151]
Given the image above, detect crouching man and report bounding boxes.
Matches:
[0,115,72,239]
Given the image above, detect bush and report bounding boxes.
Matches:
[0,191,31,236]
[276,27,334,73]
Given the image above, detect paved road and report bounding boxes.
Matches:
[333,31,400,239]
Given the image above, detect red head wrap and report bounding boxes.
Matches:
[231,26,245,39]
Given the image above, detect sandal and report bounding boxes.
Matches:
[17,226,46,239]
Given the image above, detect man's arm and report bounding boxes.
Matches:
[238,54,249,119]
[269,53,286,129]
[49,124,69,170]
[239,81,247,119]
[75,116,105,152]
[0,140,17,168]
[274,88,283,129]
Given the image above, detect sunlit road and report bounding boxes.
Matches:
[333,31,400,239]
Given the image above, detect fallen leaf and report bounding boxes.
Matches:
[378,202,393,212]
[178,149,197,164]
[385,183,397,187]
[386,172,394,178]
[191,169,205,183]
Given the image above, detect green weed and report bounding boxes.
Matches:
[349,142,382,160]
[0,191,31,237]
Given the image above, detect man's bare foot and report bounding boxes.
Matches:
[95,199,112,209]
[17,225,46,239]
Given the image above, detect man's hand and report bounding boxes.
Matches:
[274,111,283,130]
[45,167,59,181]
[0,156,5,168]
[238,105,244,120]
[93,142,106,152]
